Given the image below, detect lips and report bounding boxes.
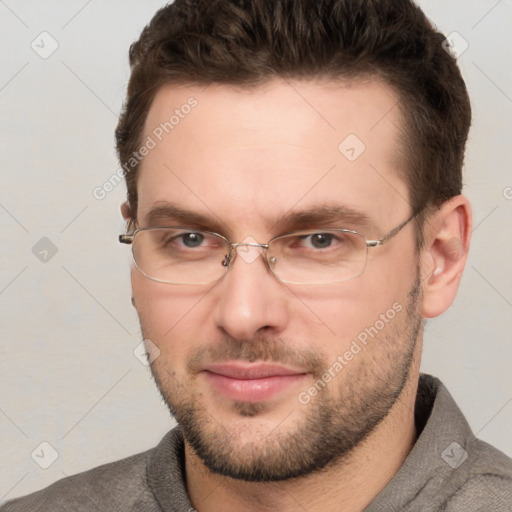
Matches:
[202,362,308,403]
[204,363,304,379]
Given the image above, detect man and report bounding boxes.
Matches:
[3,0,511,510]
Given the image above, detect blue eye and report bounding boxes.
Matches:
[307,233,334,249]
[180,232,204,248]
[297,233,337,249]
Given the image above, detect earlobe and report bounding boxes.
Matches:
[421,195,472,318]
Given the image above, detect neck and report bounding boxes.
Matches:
[184,364,420,512]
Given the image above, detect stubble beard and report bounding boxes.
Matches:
[147,273,422,482]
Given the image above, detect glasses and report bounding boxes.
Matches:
[119,213,417,285]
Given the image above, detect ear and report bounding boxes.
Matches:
[420,195,472,318]
[120,201,132,221]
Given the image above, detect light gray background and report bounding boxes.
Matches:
[1,0,511,502]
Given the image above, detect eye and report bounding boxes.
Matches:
[303,233,334,249]
[179,232,204,248]
[157,231,208,251]
[296,233,339,250]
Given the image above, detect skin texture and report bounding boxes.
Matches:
[123,78,472,512]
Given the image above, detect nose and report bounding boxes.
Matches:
[212,244,290,340]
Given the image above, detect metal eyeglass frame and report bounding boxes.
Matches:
[118,211,418,285]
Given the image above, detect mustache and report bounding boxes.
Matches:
[186,334,327,377]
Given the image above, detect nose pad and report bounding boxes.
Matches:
[236,237,265,265]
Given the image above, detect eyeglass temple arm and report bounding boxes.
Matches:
[119,234,133,244]
[365,212,418,248]
[119,220,136,244]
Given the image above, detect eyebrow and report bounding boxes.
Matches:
[273,204,374,234]
[144,203,227,233]
[143,202,376,236]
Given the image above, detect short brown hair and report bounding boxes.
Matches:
[115,0,471,243]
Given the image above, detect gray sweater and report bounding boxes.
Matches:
[2,375,512,511]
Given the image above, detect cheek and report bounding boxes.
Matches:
[293,260,416,351]
[131,270,212,357]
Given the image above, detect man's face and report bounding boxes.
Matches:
[131,78,423,481]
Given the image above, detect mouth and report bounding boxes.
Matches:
[201,362,308,403]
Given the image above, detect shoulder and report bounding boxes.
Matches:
[1,448,160,512]
[421,376,512,510]
[425,377,512,509]
[367,375,512,511]
[440,437,512,511]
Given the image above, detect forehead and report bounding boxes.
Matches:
[136,78,409,236]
